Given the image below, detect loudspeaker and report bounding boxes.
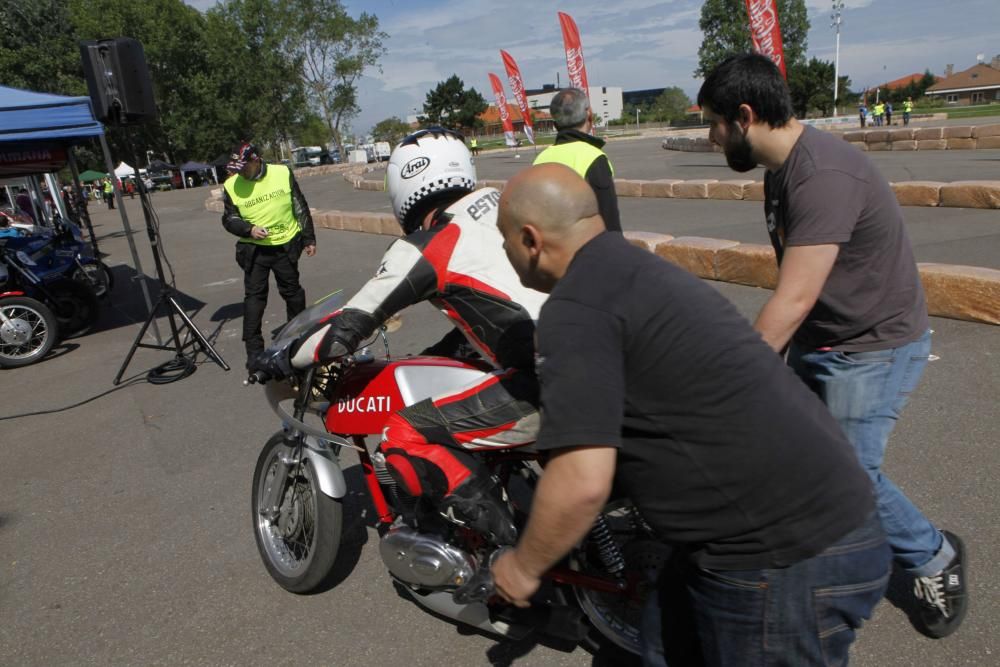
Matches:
[80,38,157,126]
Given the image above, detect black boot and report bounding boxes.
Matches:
[440,476,517,546]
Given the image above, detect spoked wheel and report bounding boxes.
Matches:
[0,296,59,368]
[48,279,100,338]
[72,261,114,299]
[252,432,342,593]
[573,501,670,656]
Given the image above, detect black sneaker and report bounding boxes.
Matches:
[912,530,968,638]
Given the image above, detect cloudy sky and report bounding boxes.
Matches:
[186,0,999,134]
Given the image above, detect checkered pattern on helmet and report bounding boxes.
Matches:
[398,176,476,220]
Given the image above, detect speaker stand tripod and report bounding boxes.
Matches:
[113,152,229,385]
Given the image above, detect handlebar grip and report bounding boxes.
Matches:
[244,370,271,385]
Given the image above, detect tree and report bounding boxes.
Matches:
[371,117,412,144]
[649,87,692,122]
[0,1,87,96]
[696,0,809,78]
[281,0,387,156]
[421,75,488,131]
[786,57,835,117]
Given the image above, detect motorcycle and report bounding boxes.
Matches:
[0,232,100,339]
[0,260,59,368]
[247,292,668,655]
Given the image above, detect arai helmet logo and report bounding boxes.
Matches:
[400,156,430,179]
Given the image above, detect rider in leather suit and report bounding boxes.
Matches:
[251,128,546,544]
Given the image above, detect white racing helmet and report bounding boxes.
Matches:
[386,127,476,234]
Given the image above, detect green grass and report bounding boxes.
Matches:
[945,105,1000,119]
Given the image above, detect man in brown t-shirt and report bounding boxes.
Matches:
[698,53,967,640]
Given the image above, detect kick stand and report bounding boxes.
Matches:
[113,144,229,385]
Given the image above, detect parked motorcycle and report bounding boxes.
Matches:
[0,277,59,368]
[0,234,100,338]
[247,293,666,655]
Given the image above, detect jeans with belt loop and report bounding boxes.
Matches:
[787,330,953,576]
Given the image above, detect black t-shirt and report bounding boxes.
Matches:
[764,125,928,351]
[535,233,874,570]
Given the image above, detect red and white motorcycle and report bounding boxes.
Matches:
[248,292,667,655]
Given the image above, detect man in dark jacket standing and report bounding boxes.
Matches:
[221,142,316,367]
[533,88,620,231]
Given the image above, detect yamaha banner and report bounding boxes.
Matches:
[744,0,787,79]
[488,73,519,147]
[500,50,535,145]
[558,12,590,92]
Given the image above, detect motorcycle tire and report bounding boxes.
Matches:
[0,296,59,368]
[72,261,114,299]
[48,279,100,339]
[252,431,343,594]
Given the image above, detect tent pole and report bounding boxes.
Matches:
[44,173,69,221]
[67,150,100,257]
[99,132,161,344]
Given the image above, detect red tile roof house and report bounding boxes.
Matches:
[926,59,1000,106]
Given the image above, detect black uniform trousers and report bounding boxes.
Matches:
[237,237,306,363]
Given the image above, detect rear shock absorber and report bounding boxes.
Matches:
[372,450,415,514]
[589,514,625,577]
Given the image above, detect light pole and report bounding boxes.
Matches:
[635,108,640,131]
[831,0,844,117]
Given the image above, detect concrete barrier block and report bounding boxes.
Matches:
[716,243,778,289]
[614,179,644,197]
[642,179,682,198]
[892,181,944,207]
[209,187,222,199]
[972,123,1000,139]
[891,140,918,151]
[358,179,384,191]
[743,181,765,201]
[946,138,977,150]
[917,139,947,150]
[204,198,223,213]
[673,179,717,199]
[865,130,890,143]
[709,180,755,201]
[888,128,916,141]
[314,211,343,230]
[657,236,739,279]
[843,131,867,142]
[939,181,1000,209]
[943,125,973,139]
[624,231,674,252]
[378,213,402,236]
[867,142,892,151]
[976,136,1000,149]
[479,179,506,191]
[919,263,1000,325]
[849,141,869,151]
[358,211,383,234]
[914,127,943,140]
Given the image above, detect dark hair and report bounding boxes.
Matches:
[697,53,794,128]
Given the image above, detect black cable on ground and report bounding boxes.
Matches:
[0,378,145,421]
[146,354,196,384]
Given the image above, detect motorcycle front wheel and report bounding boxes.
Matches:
[0,296,59,368]
[72,261,114,299]
[48,279,100,338]
[252,432,343,593]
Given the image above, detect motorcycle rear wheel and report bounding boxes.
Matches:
[252,432,343,593]
[0,296,58,368]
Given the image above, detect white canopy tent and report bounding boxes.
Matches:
[113,161,145,178]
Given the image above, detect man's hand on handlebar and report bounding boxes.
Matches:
[247,345,293,384]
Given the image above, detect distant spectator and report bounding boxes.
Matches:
[858,103,868,128]
[15,188,36,222]
[903,97,914,126]
[885,102,893,126]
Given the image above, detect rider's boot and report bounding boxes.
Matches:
[439,475,518,546]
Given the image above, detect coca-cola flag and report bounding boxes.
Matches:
[500,50,535,145]
[744,0,787,79]
[558,12,590,92]
[488,73,518,147]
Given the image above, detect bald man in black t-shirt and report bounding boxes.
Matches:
[492,163,890,667]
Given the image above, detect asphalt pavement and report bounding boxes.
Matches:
[0,149,997,666]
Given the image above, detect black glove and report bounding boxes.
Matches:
[248,343,293,382]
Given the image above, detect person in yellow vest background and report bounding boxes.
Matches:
[469,136,479,156]
[903,97,914,126]
[533,88,620,231]
[221,141,316,368]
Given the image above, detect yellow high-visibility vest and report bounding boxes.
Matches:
[224,164,301,247]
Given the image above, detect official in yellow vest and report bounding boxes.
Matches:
[903,97,914,126]
[533,88,620,231]
[222,142,316,367]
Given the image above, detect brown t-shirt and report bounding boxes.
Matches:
[764,125,929,351]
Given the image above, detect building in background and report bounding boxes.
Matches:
[925,56,1000,105]
[524,84,624,125]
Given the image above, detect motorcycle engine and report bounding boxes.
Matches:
[379,524,476,590]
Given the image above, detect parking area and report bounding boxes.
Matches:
[0,146,998,665]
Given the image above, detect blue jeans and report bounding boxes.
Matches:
[787,330,953,576]
[642,513,890,666]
